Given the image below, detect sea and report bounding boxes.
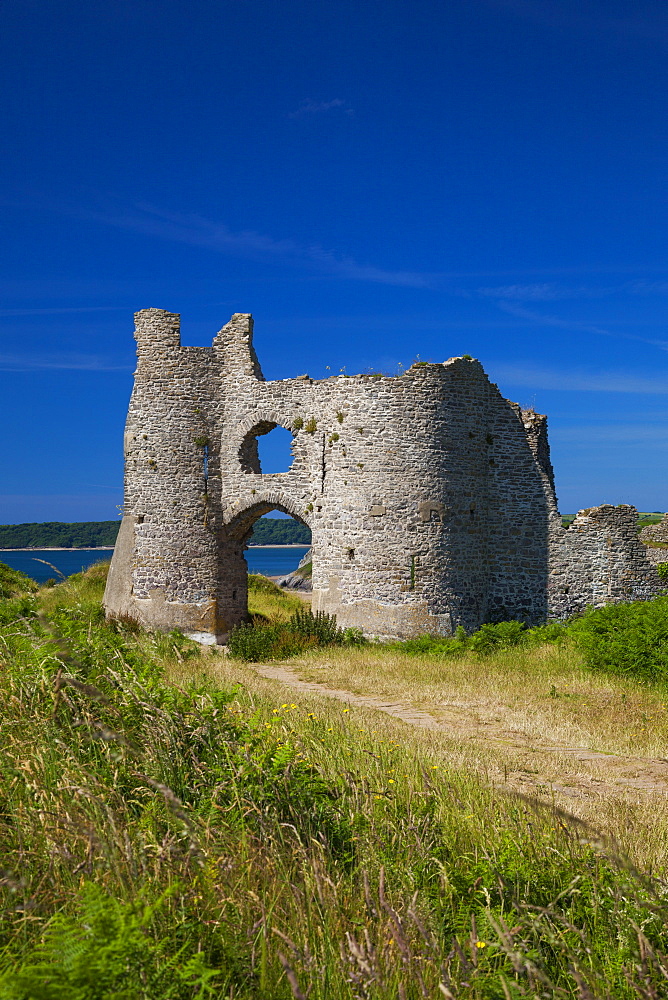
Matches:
[0,546,310,585]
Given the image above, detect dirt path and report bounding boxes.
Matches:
[277,585,311,602]
[249,661,668,799]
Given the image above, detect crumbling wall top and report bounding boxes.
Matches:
[575,504,638,527]
[213,313,264,380]
[134,308,181,350]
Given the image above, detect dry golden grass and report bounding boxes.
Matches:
[172,649,668,875]
[291,643,668,759]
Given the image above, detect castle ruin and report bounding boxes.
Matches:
[103,309,662,642]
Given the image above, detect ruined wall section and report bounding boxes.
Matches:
[639,514,668,569]
[216,364,462,638]
[643,545,668,570]
[639,513,668,545]
[482,395,557,624]
[105,309,225,636]
[218,356,553,636]
[520,409,556,499]
[216,358,496,637]
[547,505,662,618]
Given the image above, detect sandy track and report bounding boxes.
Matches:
[248,661,668,799]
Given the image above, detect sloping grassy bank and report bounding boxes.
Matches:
[1,565,668,997]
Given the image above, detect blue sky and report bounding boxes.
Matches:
[1,0,667,523]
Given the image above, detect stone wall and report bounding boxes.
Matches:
[639,514,668,569]
[639,514,668,545]
[547,505,661,618]
[104,309,663,641]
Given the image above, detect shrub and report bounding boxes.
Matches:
[468,620,528,653]
[391,620,565,658]
[390,630,467,657]
[0,595,36,626]
[658,562,668,581]
[525,620,569,645]
[568,595,668,681]
[289,607,342,644]
[228,608,348,661]
[341,626,367,646]
[226,621,290,661]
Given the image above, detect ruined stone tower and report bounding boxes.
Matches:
[103,309,661,641]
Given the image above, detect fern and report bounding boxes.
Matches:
[0,885,219,999]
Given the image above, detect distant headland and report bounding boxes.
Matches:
[0,518,311,550]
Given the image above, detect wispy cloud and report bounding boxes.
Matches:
[497,300,615,335]
[0,353,130,372]
[623,279,668,296]
[495,300,668,351]
[478,283,579,301]
[288,98,353,119]
[478,279,668,302]
[492,362,668,394]
[83,203,430,288]
[0,305,128,317]
[0,277,136,300]
[552,424,668,443]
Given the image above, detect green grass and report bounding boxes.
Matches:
[294,559,312,578]
[247,572,304,623]
[0,560,38,599]
[637,513,666,527]
[1,567,668,997]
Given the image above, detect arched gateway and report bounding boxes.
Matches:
[104,309,661,642]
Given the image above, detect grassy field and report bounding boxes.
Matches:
[2,562,668,997]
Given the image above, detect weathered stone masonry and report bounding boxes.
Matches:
[103,309,663,641]
[638,514,668,570]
